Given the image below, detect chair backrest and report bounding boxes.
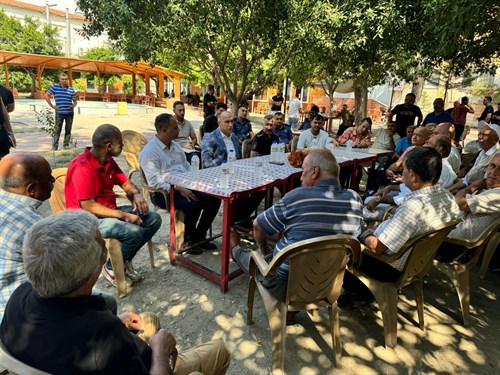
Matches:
[0,340,50,375]
[291,135,299,152]
[446,216,500,250]
[268,235,360,306]
[122,130,148,158]
[242,139,252,159]
[398,220,461,286]
[49,168,68,214]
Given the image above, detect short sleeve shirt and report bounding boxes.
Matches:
[203,93,217,117]
[65,148,128,209]
[202,115,219,134]
[478,105,494,121]
[175,119,194,145]
[251,130,280,156]
[391,104,423,137]
[423,111,454,125]
[47,83,76,115]
[271,95,284,111]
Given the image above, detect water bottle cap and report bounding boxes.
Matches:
[229,149,234,152]
[272,141,278,144]
[257,154,262,157]
[222,160,227,164]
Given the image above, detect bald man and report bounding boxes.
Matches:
[0,153,54,319]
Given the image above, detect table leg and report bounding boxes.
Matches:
[220,198,233,292]
[169,186,177,264]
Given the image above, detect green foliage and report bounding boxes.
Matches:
[122,75,144,95]
[73,78,87,91]
[469,82,500,103]
[34,107,57,138]
[81,45,120,60]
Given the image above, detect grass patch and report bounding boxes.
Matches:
[11,122,43,134]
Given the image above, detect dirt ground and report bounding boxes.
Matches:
[9,104,500,374]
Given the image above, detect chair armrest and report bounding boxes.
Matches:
[249,250,273,277]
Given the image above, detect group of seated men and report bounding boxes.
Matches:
[0,97,498,371]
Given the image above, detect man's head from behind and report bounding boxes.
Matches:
[92,124,123,157]
[173,101,185,121]
[486,153,500,189]
[218,111,234,137]
[155,113,178,144]
[426,135,452,158]
[404,93,416,107]
[0,153,54,201]
[478,124,500,151]
[403,147,442,189]
[300,149,340,187]
[433,122,453,139]
[23,210,105,298]
[411,126,432,146]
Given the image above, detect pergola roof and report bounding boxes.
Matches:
[0,50,186,80]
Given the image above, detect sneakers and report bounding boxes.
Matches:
[101,266,116,287]
[125,261,144,282]
[63,145,71,150]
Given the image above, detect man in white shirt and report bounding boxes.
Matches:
[139,113,220,254]
[297,115,331,149]
[371,122,401,151]
[287,92,302,130]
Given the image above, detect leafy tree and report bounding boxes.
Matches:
[77,0,306,113]
[0,9,62,95]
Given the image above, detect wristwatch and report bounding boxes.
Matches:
[374,195,381,203]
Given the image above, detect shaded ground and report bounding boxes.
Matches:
[8,105,499,374]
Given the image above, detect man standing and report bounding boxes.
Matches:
[0,210,230,374]
[423,98,454,126]
[371,122,401,151]
[491,102,500,125]
[0,153,54,319]
[287,92,301,130]
[44,72,77,150]
[203,85,217,118]
[65,124,162,286]
[233,105,254,143]
[202,102,227,135]
[451,96,474,142]
[342,147,460,305]
[250,114,280,157]
[202,111,241,168]
[140,114,220,254]
[270,89,284,114]
[0,83,15,113]
[273,112,293,148]
[231,149,363,301]
[478,96,494,124]
[297,114,331,149]
[0,96,15,159]
[172,101,199,150]
[388,93,423,138]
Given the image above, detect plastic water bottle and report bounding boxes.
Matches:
[278,142,285,164]
[346,139,353,153]
[219,161,229,188]
[191,154,200,178]
[270,141,278,163]
[227,149,236,174]
[255,155,263,179]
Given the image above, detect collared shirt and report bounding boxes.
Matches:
[47,83,76,115]
[297,129,330,149]
[395,137,412,155]
[175,119,195,145]
[65,148,128,209]
[0,189,43,319]
[233,117,253,142]
[464,144,499,185]
[372,128,401,151]
[257,179,363,279]
[374,184,460,271]
[139,136,190,191]
[274,124,293,144]
[440,158,457,189]
[448,187,500,242]
[338,127,371,147]
[447,146,461,173]
[251,130,280,156]
[219,128,235,156]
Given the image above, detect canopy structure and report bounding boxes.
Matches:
[0,50,187,99]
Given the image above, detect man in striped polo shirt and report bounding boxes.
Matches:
[44,72,77,150]
[231,149,364,302]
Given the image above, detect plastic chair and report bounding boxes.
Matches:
[0,340,50,375]
[48,168,154,298]
[122,130,149,180]
[347,220,460,348]
[433,217,500,325]
[479,230,500,279]
[246,235,360,374]
[242,139,252,159]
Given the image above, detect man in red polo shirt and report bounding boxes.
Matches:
[65,124,161,286]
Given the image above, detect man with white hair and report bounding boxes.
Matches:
[0,210,230,375]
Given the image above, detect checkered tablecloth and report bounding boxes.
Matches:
[163,155,302,197]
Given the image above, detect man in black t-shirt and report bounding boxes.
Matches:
[0,210,231,375]
[203,85,217,118]
[478,96,494,123]
[388,93,423,138]
[270,89,284,113]
[491,102,500,125]
[0,84,15,113]
[251,114,280,157]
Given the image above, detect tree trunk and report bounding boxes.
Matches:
[353,74,368,125]
[411,77,425,104]
[30,72,36,97]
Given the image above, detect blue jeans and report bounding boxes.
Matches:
[288,117,299,130]
[53,111,74,148]
[98,206,162,267]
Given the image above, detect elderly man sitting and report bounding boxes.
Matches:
[436,153,500,263]
[0,210,230,375]
[231,149,363,302]
[341,147,460,306]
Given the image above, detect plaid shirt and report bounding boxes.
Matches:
[0,189,43,320]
